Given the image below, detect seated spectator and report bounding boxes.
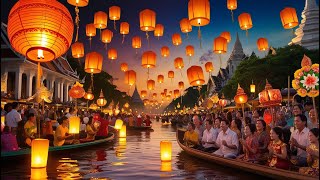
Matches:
[5,102,22,135]
[286,104,304,128]
[85,117,98,141]
[43,118,54,142]
[183,122,199,148]
[128,115,134,126]
[136,115,142,126]
[308,109,318,129]
[268,127,290,170]
[213,119,239,159]
[238,124,259,163]
[214,117,222,134]
[231,119,242,139]
[193,115,204,141]
[200,120,218,152]
[275,111,287,127]
[1,126,19,151]
[79,117,88,139]
[95,112,109,140]
[255,119,270,164]
[299,128,319,176]
[290,114,309,167]
[53,116,74,146]
[24,113,37,146]
[144,115,152,126]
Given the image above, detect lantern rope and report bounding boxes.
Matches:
[230,10,234,23]
[91,73,94,90]
[147,67,150,80]
[146,32,150,47]
[113,20,117,31]
[246,29,249,37]
[186,33,189,40]
[75,6,80,42]
[180,69,183,78]
[122,35,125,44]
[89,37,92,49]
[198,27,202,49]
[219,54,222,69]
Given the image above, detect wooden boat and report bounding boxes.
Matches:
[176,129,318,180]
[1,133,114,158]
[127,125,153,131]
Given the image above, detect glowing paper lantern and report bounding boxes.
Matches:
[227,0,237,22]
[258,80,282,106]
[147,80,155,90]
[109,6,121,22]
[160,92,165,98]
[86,23,96,37]
[160,140,172,161]
[124,70,136,86]
[161,161,172,172]
[67,0,89,7]
[161,46,170,57]
[141,90,147,98]
[84,87,94,100]
[234,84,248,104]
[69,81,85,99]
[263,109,273,125]
[7,0,74,62]
[220,31,231,43]
[120,22,129,43]
[101,29,113,44]
[71,42,84,58]
[141,51,157,68]
[94,11,108,29]
[115,119,123,130]
[139,9,156,40]
[158,75,164,84]
[108,48,117,60]
[280,7,299,29]
[154,24,164,39]
[180,18,192,34]
[188,0,210,26]
[31,167,47,180]
[69,116,80,134]
[174,89,180,98]
[187,66,205,86]
[205,62,213,73]
[174,57,184,69]
[132,36,142,49]
[172,33,182,46]
[164,89,168,95]
[238,13,253,36]
[84,52,103,74]
[168,71,175,80]
[96,90,107,107]
[119,125,126,138]
[153,93,157,98]
[213,37,228,54]
[31,139,49,168]
[219,94,227,107]
[250,80,256,93]
[120,63,128,72]
[178,81,184,90]
[257,38,269,51]
[186,45,195,57]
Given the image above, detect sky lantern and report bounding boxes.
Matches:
[142,51,157,79]
[160,141,172,161]
[101,29,113,45]
[205,62,214,75]
[185,45,195,63]
[172,33,182,46]
[161,46,170,58]
[85,52,103,88]
[168,91,172,96]
[164,89,168,95]
[158,75,164,84]
[227,0,237,22]
[94,11,108,30]
[120,63,128,72]
[280,7,299,30]
[178,81,184,90]
[257,38,269,52]
[7,0,74,62]
[69,116,80,134]
[220,31,231,43]
[31,139,49,168]
[161,92,165,99]
[71,42,84,60]
[125,70,136,87]
[86,23,96,48]
[132,36,142,53]
[180,18,192,38]
[147,80,155,90]
[141,90,147,98]
[213,37,228,68]
[154,24,164,39]
[108,48,117,60]
[139,9,156,41]
[238,13,253,37]
[120,22,130,43]
[109,6,121,30]
[174,89,180,98]
[188,0,210,48]
[84,86,94,101]
[168,71,175,82]
[97,90,107,107]
[187,66,205,86]
[153,93,157,98]
[174,57,184,77]
[115,119,123,130]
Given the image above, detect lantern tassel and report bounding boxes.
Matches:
[89,37,92,50]
[146,32,150,48]
[135,49,138,55]
[74,6,80,42]
[230,10,234,23]
[188,56,191,65]
[180,69,183,78]
[147,68,150,80]
[186,33,189,40]
[113,20,117,31]
[219,54,222,69]
[246,29,249,37]
[78,58,81,67]
[312,97,319,125]
[198,27,202,49]
[122,35,125,44]
[91,73,94,90]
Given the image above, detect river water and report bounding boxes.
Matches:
[1,120,267,180]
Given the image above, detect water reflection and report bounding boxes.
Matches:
[160,161,172,172]
[30,167,47,180]
[57,158,81,179]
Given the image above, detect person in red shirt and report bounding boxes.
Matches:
[144,115,152,127]
[95,112,109,140]
[136,115,142,126]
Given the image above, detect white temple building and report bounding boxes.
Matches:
[1,22,79,103]
[289,0,319,50]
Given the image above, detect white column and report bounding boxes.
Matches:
[15,70,22,100]
[50,79,55,92]
[55,81,60,100]
[64,83,69,102]
[26,73,34,97]
[60,81,64,102]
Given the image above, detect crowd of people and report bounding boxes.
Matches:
[179,102,318,176]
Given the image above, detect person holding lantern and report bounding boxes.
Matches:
[24,113,37,146]
[53,116,74,146]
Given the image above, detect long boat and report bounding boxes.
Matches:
[127,126,153,131]
[176,129,318,180]
[1,133,114,158]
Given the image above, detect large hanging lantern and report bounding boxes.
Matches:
[109,6,121,30]
[154,24,164,39]
[71,42,84,58]
[89,103,99,110]
[158,75,164,84]
[31,167,47,180]
[84,52,103,74]
[174,57,184,69]
[186,45,195,57]
[97,90,107,107]
[250,80,256,93]
[69,116,80,134]
[141,51,157,68]
[213,37,228,54]
[7,0,74,62]
[69,81,85,99]
[119,125,126,138]
[205,62,213,73]
[115,119,123,130]
[31,139,49,168]
[86,23,96,37]
[258,79,282,107]
[234,84,248,104]
[101,29,113,44]
[280,7,298,29]
[180,18,192,37]
[120,63,128,72]
[227,0,237,22]
[187,66,205,86]
[160,140,172,161]
[238,13,253,37]
[263,109,273,125]
[174,89,180,98]
[108,48,117,60]
[147,80,155,90]
[161,46,170,58]
[132,36,142,49]
[219,94,227,107]
[124,70,136,86]
[84,87,94,100]
[257,38,269,52]
[94,11,108,29]
[178,81,184,90]
[67,0,89,7]
[120,22,129,43]
[220,31,231,43]
[139,9,156,40]
[172,33,182,46]
[141,90,147,98]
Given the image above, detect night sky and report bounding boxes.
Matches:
[1,0,318,107]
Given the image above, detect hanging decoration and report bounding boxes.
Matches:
[69,81,85,109]
[97,90,107,108]
[120,22,129,44]
[172,33,182,46]
[180,18,192,39]
[213,37,228,69]
[141,51,157,79]
[154,24,164,40]
[139,9,156,44]
[120,63,129,72]
[161,46,170,58]
[227,0,237,22]
[109,6,121,30]
[238,13,253,37]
